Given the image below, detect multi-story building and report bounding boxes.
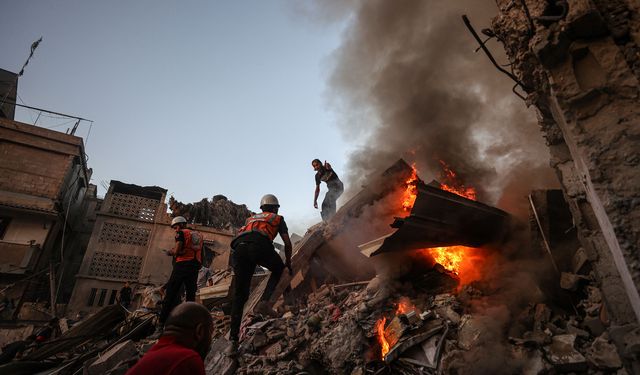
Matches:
[67,180,234,316]
[0,115,96,320]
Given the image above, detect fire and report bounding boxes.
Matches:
[395,297,415,315]
[375,298,416,359]
[375,317,390,358]
[416,245,486,285]
[438,160,477,201]
[402,163,418,211]
[428,246,467,274]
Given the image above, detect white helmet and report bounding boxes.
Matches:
[260,194,280,208]
[171,216,187,227]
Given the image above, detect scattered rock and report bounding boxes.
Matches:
[544,334,588,373]
[586,334,622,370]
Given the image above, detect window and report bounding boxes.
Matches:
[87,288,97,306]
[97,289,107,306]
[0,217,11,240]
[109,290,117,305]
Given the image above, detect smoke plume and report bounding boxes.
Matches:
[317,0,558,213]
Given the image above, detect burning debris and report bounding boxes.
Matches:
[200,159,636,374]
[0,158,635,374]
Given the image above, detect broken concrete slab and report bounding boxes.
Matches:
[608,324,640,358]
[586,334,622,371]
[543,334,588,373]
[86,340,138,375]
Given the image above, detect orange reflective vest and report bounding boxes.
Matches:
[175,228,204,263]
[238,212,282,241]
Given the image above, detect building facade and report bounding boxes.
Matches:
[0,116,95,320]
[67,180,234,316]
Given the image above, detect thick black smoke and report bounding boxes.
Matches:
[309,0,558,214]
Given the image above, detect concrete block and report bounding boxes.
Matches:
[544,334,588,373]
[86,340,138,375]
[560,272,588,291]
[586,335,622,370]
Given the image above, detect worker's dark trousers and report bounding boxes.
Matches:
[159,259,199,325]
[321,181,344,222]
[229,240,284,341]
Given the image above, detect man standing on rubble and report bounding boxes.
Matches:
[157,216,204,335]
[312,159,344,222]
[126,302,213,375]
[227,194,292,354]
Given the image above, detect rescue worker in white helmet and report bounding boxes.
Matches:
[227,194,292,355]
[157,216,204,335]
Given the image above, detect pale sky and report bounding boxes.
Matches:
[1,1,352,234]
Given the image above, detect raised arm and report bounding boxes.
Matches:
[280,232,293,275]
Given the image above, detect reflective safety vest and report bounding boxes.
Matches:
[238,212,282,241]
[176,228,204,263]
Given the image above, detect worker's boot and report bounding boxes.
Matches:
[254,301,278,318]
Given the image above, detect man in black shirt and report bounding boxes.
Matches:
[227,194,292,355]
[312,159,344,222]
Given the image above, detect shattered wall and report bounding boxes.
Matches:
[492,0,640,324]
[168,194,252,230]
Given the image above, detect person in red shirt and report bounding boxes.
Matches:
[127,302,213,375]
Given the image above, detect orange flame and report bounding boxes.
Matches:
[416,246,486,285]
[395,297,415,315]
[402,163,418,212]
[428,246,467,274]
[439,160,476,200]
[375,317,390,358]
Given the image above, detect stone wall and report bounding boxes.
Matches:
[492,0,640,324]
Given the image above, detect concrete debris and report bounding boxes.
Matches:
[457,315,483,350]
[544,334,588,373]
[559,272,588,291]
[169,194,253,230]
[86,340,138,375]
[572,247,589,274]
[586,334,623,370]
[0,157,631,375]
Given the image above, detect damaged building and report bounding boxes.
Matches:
[67,180,235,316]
[1,0,639,374]
[0,111,96,322]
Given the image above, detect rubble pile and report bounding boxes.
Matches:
[0,304,156,375]
[205,258,637,375]
[169,194,253,229]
